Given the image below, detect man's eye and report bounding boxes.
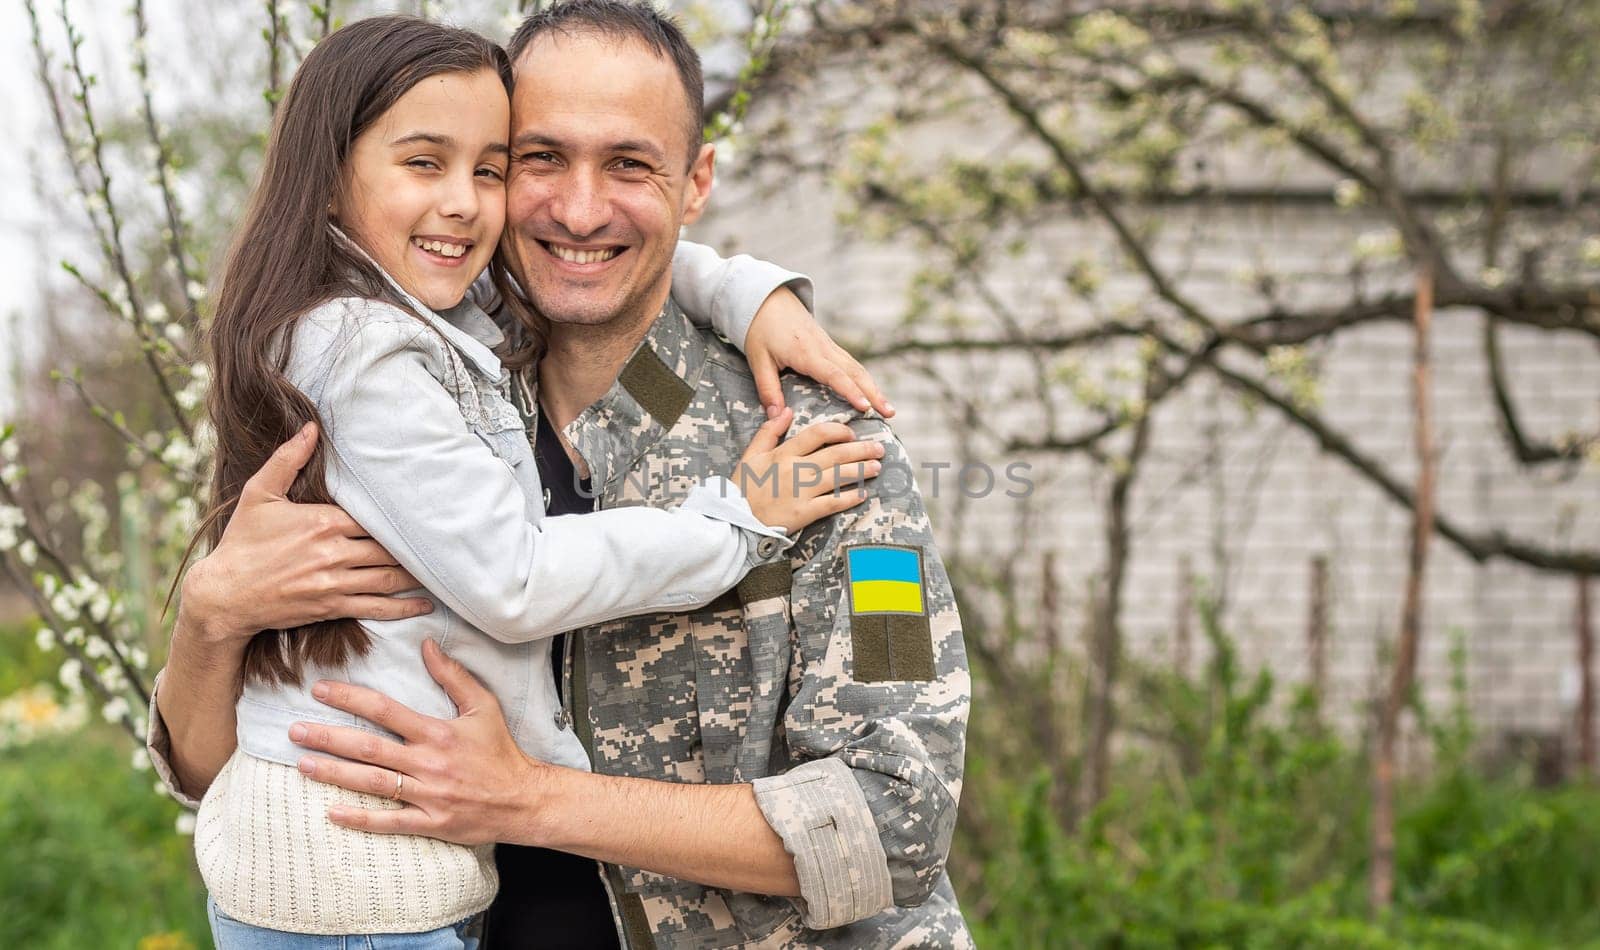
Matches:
[613,158,649,173]
[519,151,557,164]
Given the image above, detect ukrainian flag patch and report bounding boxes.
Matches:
[848,545,925,614]
[845,544,934,682]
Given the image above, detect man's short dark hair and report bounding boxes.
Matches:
[507,0,705,166]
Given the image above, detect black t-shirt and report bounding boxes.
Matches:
[483,412,620,950]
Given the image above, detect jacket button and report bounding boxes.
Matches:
[554,710,571,731]
[756,537,781,559]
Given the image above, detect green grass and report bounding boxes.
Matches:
[5,617,1600,948]
[0,621,209,947]
[957,626,1600,950]
[0,727,211,949]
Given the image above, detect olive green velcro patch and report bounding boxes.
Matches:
[737,561,792,603]
[885,613,935,681]
[703,561,792,614]
[618,345,693,427]
[852,615,892,683]
[850,614,936,683]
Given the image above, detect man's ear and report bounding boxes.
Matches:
[679,142,715,226]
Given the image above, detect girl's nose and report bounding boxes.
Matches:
[438,171,481,221]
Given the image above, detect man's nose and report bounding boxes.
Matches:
[547,166,613,238]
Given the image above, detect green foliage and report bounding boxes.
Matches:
[0,626,207,945]
[1397,770,1600,940]
[0,622,62,697]
[0,729,209,948]
[958,615,1600,949]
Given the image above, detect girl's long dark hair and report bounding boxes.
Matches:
[198,16,515,688]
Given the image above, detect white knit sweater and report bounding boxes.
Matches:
[196,749,497,934]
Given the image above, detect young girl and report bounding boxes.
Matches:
[188,16,881,947]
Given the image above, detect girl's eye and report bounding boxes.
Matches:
[476,166,506,181]
[406,158,440,171]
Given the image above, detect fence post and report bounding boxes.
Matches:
[1371,265,1436,913]
[1041,550,1059,650]
[1308,555,1328,703]
[1175,554,1193,678]
[1579,573,1595,778]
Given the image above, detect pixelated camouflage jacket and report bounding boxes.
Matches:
[517,300,974,950]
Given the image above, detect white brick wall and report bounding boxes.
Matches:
[691,173,1600,747]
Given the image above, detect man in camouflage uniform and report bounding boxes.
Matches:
[180,2,973,946]
[459,6,971,941]
[513,293,974,947]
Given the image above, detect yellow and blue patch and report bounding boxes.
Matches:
[847,544,925,615]
[845,543,934,682]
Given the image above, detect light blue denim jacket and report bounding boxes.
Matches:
[228,240,810,775]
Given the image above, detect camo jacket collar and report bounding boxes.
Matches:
[561,298,709,492]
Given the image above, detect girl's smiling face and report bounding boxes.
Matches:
[333,68,510,311]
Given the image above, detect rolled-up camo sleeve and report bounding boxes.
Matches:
[751,400,970,929]
[144,668,203,810]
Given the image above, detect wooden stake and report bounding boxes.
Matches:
[1371,266,1436,913]
[1041,550,1059,650]
[1309,555,1329,702]
[1175,554,1193,678]
[1579,574,1596,778]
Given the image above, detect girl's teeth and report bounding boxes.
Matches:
[412,238,467,258]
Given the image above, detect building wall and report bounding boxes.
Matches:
[690,167,1600,752]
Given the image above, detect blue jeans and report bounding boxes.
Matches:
[206,897,482,950]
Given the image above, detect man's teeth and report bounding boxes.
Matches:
[549,244,620,265]
[412,238,468,258]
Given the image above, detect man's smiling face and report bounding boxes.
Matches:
[503,32,712,330]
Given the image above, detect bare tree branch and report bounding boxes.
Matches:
[1080,367,1155,816]
[131,0,199,324]
[1482,315,1598,466]
[1201,341,1600,575]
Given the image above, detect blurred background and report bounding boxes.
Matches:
[2,1,1597,946]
